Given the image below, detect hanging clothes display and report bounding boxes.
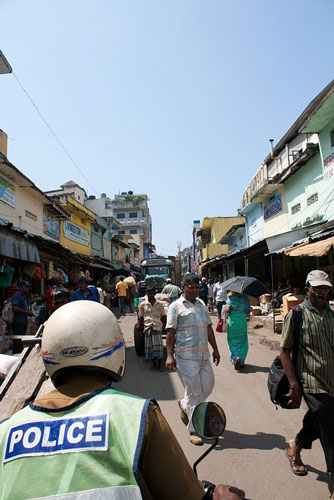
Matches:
[0,264,15,288]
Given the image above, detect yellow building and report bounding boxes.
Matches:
[57,194,96,256]
[200,216,245,260]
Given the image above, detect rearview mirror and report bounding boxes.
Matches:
[192,402,226,440]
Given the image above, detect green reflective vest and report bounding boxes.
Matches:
[0,387,150,500]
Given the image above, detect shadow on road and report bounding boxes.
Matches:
[214,430,286,451]
[305,465,330,485]
[117,346,177,401]
[236,364,270,374]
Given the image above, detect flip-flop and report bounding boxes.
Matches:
[286,449,308,476]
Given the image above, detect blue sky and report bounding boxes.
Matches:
[1,0,333,255]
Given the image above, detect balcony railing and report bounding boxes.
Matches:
[241,164,269,209]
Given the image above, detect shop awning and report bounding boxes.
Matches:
[284,237,334,257]
[89,261,116,272]
[265,228,311,254]
[0,231,40,263]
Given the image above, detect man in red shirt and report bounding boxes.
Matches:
[44,279,56,319]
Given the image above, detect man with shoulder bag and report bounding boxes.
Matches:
[280,270,334,498]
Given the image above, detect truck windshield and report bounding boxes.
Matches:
[145,266,169,276]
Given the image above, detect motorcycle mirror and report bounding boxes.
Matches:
[192,401,226,440]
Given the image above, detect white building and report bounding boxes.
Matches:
[85,190,152,261]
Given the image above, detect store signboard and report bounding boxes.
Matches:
[91,232,102,251]
[0,175,15,207]
[264,195,282,220]
[64,221,89,246]
[43,209,60,240]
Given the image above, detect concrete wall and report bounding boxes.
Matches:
[226,227,246,255]
[244,203,263,246]
[284,153,325,230]
[267,133,318,179]
[0,172,57,240]
[318,117,334,222]
[85,197,113,218]
[202,217,244,258]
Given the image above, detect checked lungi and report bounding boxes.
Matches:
[144,328,163,360]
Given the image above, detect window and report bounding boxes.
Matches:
[330,130,334,148]
[307,193,318,206]
[145,267,169,276]
[130,229,137,234]
[116,213,125,219]
[291,203,301,215]
[129,212,137,218]
[293,149,303,161]
[118,230,125,235]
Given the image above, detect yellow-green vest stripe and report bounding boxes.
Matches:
[0,387,150,500]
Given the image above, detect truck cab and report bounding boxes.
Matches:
[141,258,173,293]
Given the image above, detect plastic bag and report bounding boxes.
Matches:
[215,318,224,333]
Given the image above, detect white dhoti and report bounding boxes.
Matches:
[176,355,215,433]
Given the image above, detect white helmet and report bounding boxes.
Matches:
[41,301,125,386]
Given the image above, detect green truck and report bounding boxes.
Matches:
[134,257,180,355]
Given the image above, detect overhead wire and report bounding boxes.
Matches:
[12,72,98,195]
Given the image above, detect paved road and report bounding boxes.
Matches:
[117,312,331,500]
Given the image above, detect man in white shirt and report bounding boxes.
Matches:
[166,274,220,445]
[213,275,227,318]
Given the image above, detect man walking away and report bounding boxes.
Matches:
[199,277,208,305]
[115,277,128,316]
[214,275,227,317]
[139,286,166,371]
[280,270,334,498]
[12,280,34,353]
[207,279,214,312]
[161,278,182,302]
[166,273,220,445]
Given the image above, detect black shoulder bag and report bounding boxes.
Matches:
[267,306,302,409]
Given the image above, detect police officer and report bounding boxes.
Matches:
[0,301,245,500]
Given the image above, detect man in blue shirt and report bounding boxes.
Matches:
[71,277,100,303]
[12,280,34,353]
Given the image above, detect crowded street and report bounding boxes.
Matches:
[117,311,330,500]
[1,3,334,498]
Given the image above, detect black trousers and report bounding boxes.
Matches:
[295,393,334,476]
[12,322,27,354]
[216,301,226,318]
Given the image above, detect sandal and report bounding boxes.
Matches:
[286,449,308,476]
[234,357,241,370]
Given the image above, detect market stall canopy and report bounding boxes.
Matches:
[0,230,40,263]
[284,237,334,257]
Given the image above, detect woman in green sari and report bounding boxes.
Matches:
[225,292,251,370]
